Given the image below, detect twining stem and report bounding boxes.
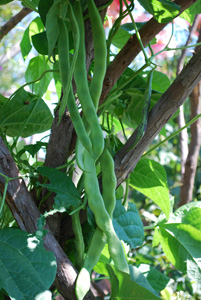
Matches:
[144,112,201,157]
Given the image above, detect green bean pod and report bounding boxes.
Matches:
[58,3,80,121]
[71,211,85,271]
[87,0,107,110]
[73,0,104,161]
[76,148,128,299]
[83,151,129,273]
[130,69,154,150]
[100,148,116,216]
[58,18,93,155]
[75,228,106,300]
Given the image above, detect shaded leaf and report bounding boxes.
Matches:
[38,0,54,26]
[38,167,82,212]
[32,31,48,55]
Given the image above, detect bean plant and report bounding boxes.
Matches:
[0,0,201,300]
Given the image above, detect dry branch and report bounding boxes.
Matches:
[114,45,201,186]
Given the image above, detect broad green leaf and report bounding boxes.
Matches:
[32,32,48,55]
[38,167,82,212]
[113,200,144,249]
[112,28,131,49]
[0,0,13,4]
[25,56,53,96]
[158,223,201,292]
[130,158,170,219]
[180,1,201,24]
[0,228,56,300]
[0,89,53,137]
[138,264,170,293]
[138,0,180,23]
[107,264,161,299]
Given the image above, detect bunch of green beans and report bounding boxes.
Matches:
[55,1,129,299]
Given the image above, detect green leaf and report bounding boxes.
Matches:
[0,89,53,137]
[53,60,61,98]
[20,141,47,158]
[112,28,131,49]
[0,94,7,107]
[148,70,170,93]
[20,17,44,60]
[174,202,201,225]
[158,223,201,292]
[38,0,54,26]
[129,265,160,297]
[46,1,62,60]
[0,0,13,4]
[123,90,145,128]
[93,244,110,276]
[0,228,56,300]
[21,0,39,11]
[180,1,201,24]
[130,158,170,219]
[138,0,180,23]
[38,167,82,212]
[20,26,32,60]
[32,31,48,55]
[138,264,170,293]
[113,200,144,249]
[29,16,44,36]
[25,56,53,96]
[107,264,161,299]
